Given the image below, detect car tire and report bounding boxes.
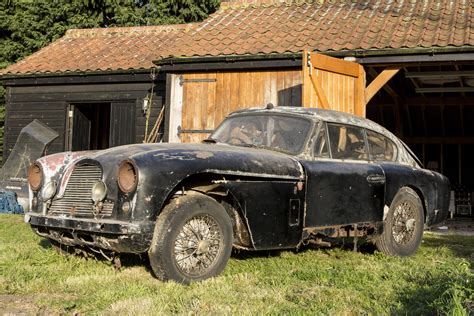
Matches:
[148,191,233,284]
[376,187,424,256]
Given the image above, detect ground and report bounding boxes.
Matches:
[0,214,473,314]
[429,217,474,236]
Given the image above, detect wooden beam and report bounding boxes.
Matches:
[404,137,474,144]
[404,97,474,106]
[309,71,330,109]
[405,70,474,78]
[367,67,399,99]
[302,50,312,107]
[365,67,400,104]
[421,105,427,136]
[313,54,359,77]
[416,87,474,93]
[455,65,466,98]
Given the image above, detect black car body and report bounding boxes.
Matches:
[26,107,450,283]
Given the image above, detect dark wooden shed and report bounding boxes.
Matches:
[0,24,190,159]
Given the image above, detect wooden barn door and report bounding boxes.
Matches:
[176,73,218,143]
[168,70,302,143]
[302,51,366,117]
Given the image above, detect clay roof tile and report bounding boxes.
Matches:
[3,0,474,75]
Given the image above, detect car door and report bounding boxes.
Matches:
[300,122,385,227]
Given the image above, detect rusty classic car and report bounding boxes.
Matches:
[25,106,450,283]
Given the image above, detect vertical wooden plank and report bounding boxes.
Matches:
[253,71,264,106]
[302,50,310,107]
[182,73,192,143]
[215,72,225,127]
[206,73,217,130]
[355,65,366,116]
[240,71,252,108]
[168,74,183,143]
[229,72,240,113]
[191,73,202,143]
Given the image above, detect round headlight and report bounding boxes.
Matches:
[117,160,138,194]
[92,181,107,203]
[28,163,43,191]
[42,181,57,201]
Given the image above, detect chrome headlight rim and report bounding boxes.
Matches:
[117,160,138,194]
[28,162,43,191]
[41,181,57,201]
[91,180,108,203]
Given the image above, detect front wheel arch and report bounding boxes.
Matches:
[156,172,255,248]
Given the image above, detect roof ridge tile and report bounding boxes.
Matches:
[65,24,192,38]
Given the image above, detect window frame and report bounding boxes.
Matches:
[311,121,331,159]
[365,128,399,162]
[313,122,370,162]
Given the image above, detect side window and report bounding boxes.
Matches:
[366,130,398,161]
[313,123,330,158]
[327,123,368,160]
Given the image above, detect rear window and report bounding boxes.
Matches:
[366,130,398,161]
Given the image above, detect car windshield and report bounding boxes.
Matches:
[210,114,312,154]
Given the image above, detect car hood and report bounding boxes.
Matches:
[38,143,304,195]
[87,142,304,179]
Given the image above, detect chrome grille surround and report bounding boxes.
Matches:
[49,164,113,218]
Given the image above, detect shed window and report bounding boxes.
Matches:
[366,130,398,161]
[327,123,368,160]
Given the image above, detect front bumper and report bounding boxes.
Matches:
[25,212,155,253]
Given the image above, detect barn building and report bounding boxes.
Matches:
[1,0,474,215]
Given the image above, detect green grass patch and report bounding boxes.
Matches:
[0,214,473,314]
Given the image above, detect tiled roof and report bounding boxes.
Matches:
[2,0,473,75]
[160,0,474,58]
[1,24,191,75]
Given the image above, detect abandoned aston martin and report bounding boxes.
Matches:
[25,106,450,283]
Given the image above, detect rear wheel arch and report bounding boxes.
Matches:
[376,186,425,256]
[405,185,428,223]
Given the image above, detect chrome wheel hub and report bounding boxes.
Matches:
[174,215,222,275]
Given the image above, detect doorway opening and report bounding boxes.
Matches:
[68,103,111,151]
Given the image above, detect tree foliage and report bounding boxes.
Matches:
[0,0,220,161]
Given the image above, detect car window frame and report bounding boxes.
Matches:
[365,128,399,162]
[311,121,331,160]
[211,112,316,156]
[319,122,370,162]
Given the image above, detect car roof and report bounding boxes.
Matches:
[229,106,419,167]
[231,106,388,134]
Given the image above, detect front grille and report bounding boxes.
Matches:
[49,164,113,218]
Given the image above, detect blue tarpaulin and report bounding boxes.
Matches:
[0,190,24,214]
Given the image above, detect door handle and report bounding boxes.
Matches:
[367,174,385,184]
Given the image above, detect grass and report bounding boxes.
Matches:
[0,214,473,314]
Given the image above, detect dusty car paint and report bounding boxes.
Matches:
[25,107,450,259]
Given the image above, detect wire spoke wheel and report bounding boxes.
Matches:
[375,187,424,257]
[392,201,418,245]
[173,215,223,276]
[149,192,233,283]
